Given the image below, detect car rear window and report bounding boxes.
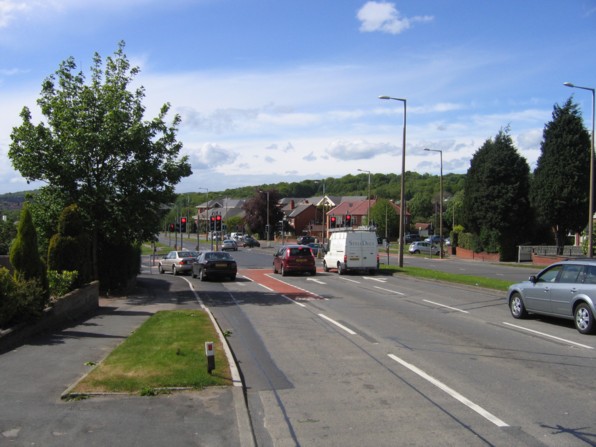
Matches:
[289,247,312,256]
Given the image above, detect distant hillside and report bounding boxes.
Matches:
[0,190,33,213]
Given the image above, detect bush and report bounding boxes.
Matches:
[0,267,18,328]
[98,240,140,293]
[47,270,78,299]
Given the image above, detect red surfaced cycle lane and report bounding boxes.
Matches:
[240,269,324,302]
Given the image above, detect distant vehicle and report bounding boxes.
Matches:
[308,242,323,256]
[231,232,244,241]
[192,251,237,281]
[158,250,199,275]
[508,260,596,334]
[297,235,316,245]
[242,237,261,248]
[323,230,379,275]
[408,241,440,256]
[444,237,451,246]
[221,239,238,251]
[424,235,444,244]
[273,245,316,276]
[405,233,421,243]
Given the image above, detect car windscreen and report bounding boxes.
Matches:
[204,252,233,261]
[289,247,312,256]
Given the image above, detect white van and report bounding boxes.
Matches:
[323,230,379,275]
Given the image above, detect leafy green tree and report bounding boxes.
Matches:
[462,129,531,260]
[242,190,284,239]
[531,98,591,253]
[370,199,399,240]
[9,42,191,283]
[0,219,17,255]
[407,192,433,223]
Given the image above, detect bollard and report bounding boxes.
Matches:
[205,341,215,373]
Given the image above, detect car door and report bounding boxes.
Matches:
[522,265,562,313]
[550,264,583,316]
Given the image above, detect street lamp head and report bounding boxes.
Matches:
[378,95,391,100]
[563,82,575,88]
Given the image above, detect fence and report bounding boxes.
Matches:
[517,245,584,263]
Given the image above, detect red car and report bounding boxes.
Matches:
[273,245,316,276]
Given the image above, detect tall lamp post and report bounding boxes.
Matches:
[358,169,371,227]
[379,95,407,267]
[259,189,270,247]
[425,148,443,259]
[198,187,209,250]
[564,82,595,258]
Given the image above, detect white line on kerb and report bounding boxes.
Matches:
[502,322,594,349]
[318,314,357,335]
[423,299,469,314]
[388,354,509,428]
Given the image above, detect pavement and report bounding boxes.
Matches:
[0,260,255,447]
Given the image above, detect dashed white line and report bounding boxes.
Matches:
[388,354,509,427]
[318,314,357,335]
[502,322,594,349]
[424,299,469,314]
[374,286,405,295]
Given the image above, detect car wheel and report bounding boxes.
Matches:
[273,263,278,274]
[338,263,344,275]
[172,265,177,276]
[199,269,206,282]
[414,250,420,254]
[230,274,236,281]
[158,264,164,274]
[323,261,329,272]
[509,293,527,319]
[574,303,595,334]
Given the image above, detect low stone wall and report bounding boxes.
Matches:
[531,254,566,266]
[455,247,500,262]
[0,281,99,354]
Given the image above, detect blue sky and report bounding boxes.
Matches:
[0,0,595,195]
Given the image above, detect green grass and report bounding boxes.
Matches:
[380,264,514,291]
[70,310,232,395]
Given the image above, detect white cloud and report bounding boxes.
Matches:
[187,143,237,170]
[325,139,398,161]
[357,1,433,35]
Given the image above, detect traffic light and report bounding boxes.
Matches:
[169,223,175,232]
[276,220,283,232]
[330,216,336,228]
[345,214,352,227]
[216,214,222,231]
[180,216,187,233]
[210,215,216,231]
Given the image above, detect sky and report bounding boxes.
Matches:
[0,0,595,195]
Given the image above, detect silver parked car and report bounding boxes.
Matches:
[158,250,199,275]
[408,241,440,256]
[221,239,238,251]
[507,260,596,334]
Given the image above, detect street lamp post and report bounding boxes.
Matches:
[379,95,407,267]
[259,189,270,247]
[198,187,209,250]
[358,169,371,227]
[564,82,596,258]
[425,148,443,259]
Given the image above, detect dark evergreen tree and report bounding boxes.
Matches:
[242,189,285,239]
[462,129,532,260]
[531,98,591,253]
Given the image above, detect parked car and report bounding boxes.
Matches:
[273,245,316,276]
[508,260,596,334]
[221,239,238,251]
[242,236,261,248]
[424,235,444,244]
[405,233,421,243]
[192,251,237,281]
[297,235,316,245]
[408,241,440,256]
[158,250,199,275]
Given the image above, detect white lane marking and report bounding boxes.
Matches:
[502,322,594,349]
[283,295,307,307]
[339,277,361,284]
[424,299,469,314]
[374,286,405,296]
[388,354,509,428]
[307,278,326,285]
[363,276,387,283]
[318,314,357,335]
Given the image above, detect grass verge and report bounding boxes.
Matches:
[69,310,232,395]
[380,264,514,291]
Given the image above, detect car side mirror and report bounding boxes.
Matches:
[529,275,537,283]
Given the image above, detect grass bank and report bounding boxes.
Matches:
[68,310,231,396]
[381,264,514,291]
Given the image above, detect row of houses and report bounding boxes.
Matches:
[194,195,422,240]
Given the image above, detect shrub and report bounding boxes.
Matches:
[0,267,18,328]
[98,240,140,293]
[47,270,79,299]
